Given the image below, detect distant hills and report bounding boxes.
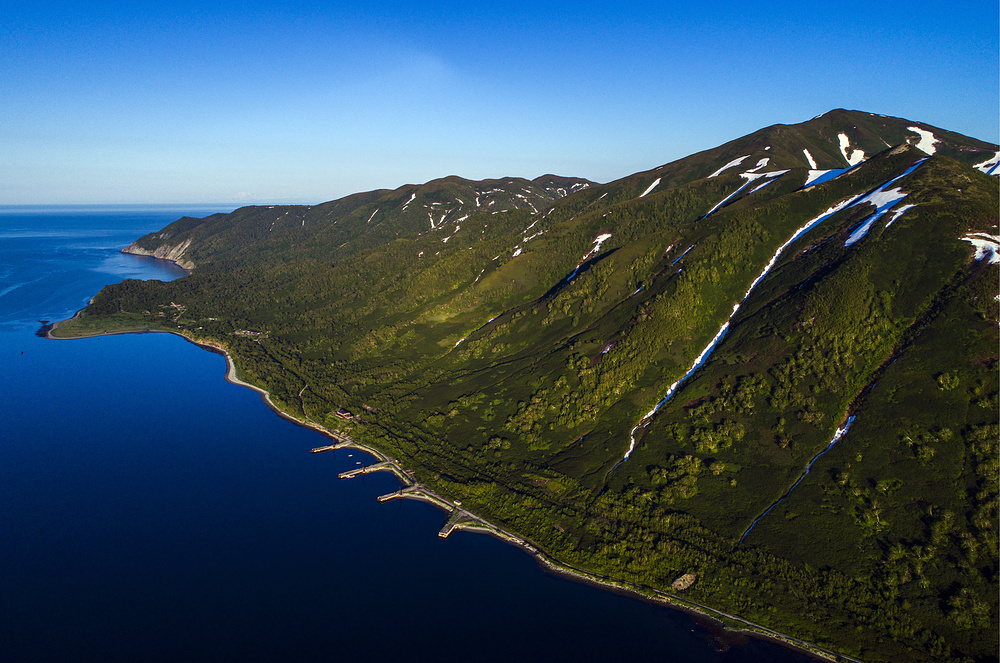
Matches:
[122,173,595,270]
[65,109,999,663]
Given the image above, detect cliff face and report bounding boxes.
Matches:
[123,237,195,270]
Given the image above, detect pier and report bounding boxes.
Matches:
[438,509,467,538]
[309,430,357,453]
[332,448,500,541]
[338,461,396,479]
[377,485,422,502]
[310,443,344,454]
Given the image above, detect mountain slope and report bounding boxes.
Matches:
[59,110,999,663]
[123,174,595,271]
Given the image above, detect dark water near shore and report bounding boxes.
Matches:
[0,207,815,662]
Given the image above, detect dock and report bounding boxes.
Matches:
[377,485,421,502]
[338,461,396,480]
[329,449,501,543]
[438,509,465,538]
[438,506,486,538]
[309,431,357,453]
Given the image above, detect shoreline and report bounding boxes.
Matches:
[120,244,196,272]
[46,318,858,663]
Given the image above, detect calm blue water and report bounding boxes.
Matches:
[0,207,815,662]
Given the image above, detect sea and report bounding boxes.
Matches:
[0,206,816,662]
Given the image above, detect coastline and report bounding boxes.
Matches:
[47,317,858,663]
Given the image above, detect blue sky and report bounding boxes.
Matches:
[2,1,997,205]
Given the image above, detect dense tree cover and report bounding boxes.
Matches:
[66,112,999,662]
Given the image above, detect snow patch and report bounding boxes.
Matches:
[749,178,777,195]
[511,247,522,257]
[961,233,1000,264]
[802,148,818,169]
[709,155,750,178]
[907,126,939,155]
[704,170,785,217]
[738,416,856,544]
[621,304,742,462]
[366,208,379,224]
[639,177,662,198]
[670,244,694,265]
[401,193,416,211]
[565,233,615,283]
[883,204,915,229]
[744,158,770,174]
[705,180,753,216]
[743,194,860,298]
[804,168,850,188]
[973,151,1000,175]
[844,159,927,246]
[844,188,908,246]
[838,133,865,166]
[591,233,612,255]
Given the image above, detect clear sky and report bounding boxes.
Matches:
[3,1,997,205]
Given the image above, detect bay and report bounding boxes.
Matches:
[0,207,815,662]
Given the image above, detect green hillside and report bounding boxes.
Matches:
[56,110,999,663]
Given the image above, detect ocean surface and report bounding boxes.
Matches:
[0,207,816,662]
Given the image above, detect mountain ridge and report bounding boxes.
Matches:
[124,109,998,274]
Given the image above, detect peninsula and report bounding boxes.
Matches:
[53,110,999,663]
